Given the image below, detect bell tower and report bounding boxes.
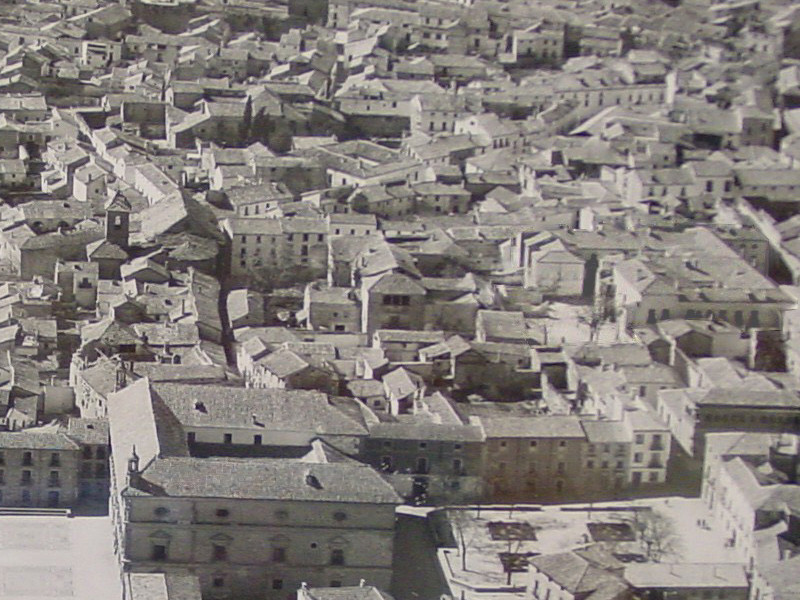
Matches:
[105,192,131,249]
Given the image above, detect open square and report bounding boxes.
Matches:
[0,514,121,600]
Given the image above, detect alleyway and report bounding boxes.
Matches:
[392,513,448,600]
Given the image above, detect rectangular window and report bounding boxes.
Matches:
[50,453,60,467]
[224,434,233,444]
[21,470,32,485]
[152,544,167,561]
[22,452,32,466]
[330,549,345,566]
[254,435,262,445]
[272,547,287,563]
[212,544,227,561]
[272,580,283,590]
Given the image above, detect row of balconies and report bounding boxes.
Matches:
[0,475,61,487]
[0,453,64,467]
[146,545,354,566]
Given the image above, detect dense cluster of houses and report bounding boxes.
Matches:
[0,0,797,598]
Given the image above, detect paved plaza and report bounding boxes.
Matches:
[0,514,121,600]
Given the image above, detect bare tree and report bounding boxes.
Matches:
[502,537,527,585]
[450,509,480,572]
[630,509,680,562]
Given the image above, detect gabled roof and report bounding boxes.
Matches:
[366,271,426,295]
[105,192,132,213]
[137,453,401,503]
[87,239,129,260]
[480,415,585,439]
[257,348,313,378]
[382,367,423,400]
[151,383,365,437]
[624,563,748,590]
[0,429,80,450]
[81,318,140,346]
[530,551,629,598]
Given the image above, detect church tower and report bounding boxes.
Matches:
[105,192,131,249]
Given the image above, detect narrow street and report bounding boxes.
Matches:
[392,514,449,600]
